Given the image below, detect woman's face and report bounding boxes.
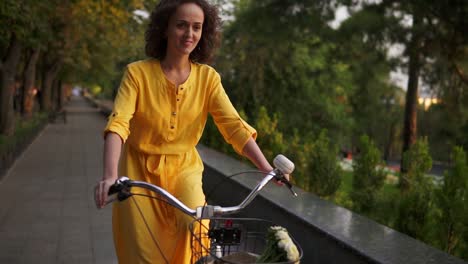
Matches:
[166,3,204,58]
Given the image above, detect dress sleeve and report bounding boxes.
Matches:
[208,73,257,154]
[103,66,138,143]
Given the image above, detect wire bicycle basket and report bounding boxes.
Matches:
[190,218,302,264]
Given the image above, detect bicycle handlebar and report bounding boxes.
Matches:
[107,154,296,219]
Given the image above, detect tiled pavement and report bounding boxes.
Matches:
[0,96,117,264]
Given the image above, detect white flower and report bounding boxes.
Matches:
[278,238,288,249]
[275,230,291,242]
[284,241,300,261]
[258,226,300,263]
[270,226,285,231]
[273,226,300,261]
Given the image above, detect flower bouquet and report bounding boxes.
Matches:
[256,226,300,263]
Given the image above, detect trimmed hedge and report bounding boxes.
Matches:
[0,113,48,178]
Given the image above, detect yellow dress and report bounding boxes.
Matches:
[104,59,257,264]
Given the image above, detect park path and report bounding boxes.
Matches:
[0,95,117,264]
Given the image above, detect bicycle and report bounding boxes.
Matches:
[106,154,302,264]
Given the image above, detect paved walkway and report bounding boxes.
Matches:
[0,96,117,263]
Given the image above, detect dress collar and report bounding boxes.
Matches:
[154,59,194,90]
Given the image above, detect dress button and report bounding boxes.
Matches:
[170,125,175,129]
[172,112,177,116]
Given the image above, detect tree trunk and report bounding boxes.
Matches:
[57,81,67,110]
[40,60,61,112]
[22,49,40,118]
[0,34,22,136]
[401,11,422,176]
[445,223,455,254]
[51,78,62,111]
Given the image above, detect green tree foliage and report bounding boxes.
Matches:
[307,130,342,197]
[339,0,468,163]
[207,1,468,260]
[0,0,50,134]
[434,146,468,255]
[0,0,149,128]
[337,8,404,160]
[350,135,386,212]
[216,0,354,144]
[63,0,147,92]
[254,106,285,161]
[418,68,468,160]
[395,138,434,241]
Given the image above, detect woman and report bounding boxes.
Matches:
[94,0,285,263]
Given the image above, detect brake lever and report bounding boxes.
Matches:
[275,172,297,197]
[283,179,298,197]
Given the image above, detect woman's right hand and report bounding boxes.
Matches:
[94,178,116,209]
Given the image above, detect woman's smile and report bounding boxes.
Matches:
[166,3,204,56]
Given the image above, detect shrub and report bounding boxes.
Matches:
[395,138,434,241]
[434,146,468,255]
[399,137,432,192]
[0,113,48,175]
[350,135,386,212]
[307,130,342,197]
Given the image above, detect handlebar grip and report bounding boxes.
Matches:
[273,155,297,196]
[273,154,295,175]
[108,183,120,196]
[107,177,132,202]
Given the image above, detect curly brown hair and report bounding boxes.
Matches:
[145,0,222,64]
